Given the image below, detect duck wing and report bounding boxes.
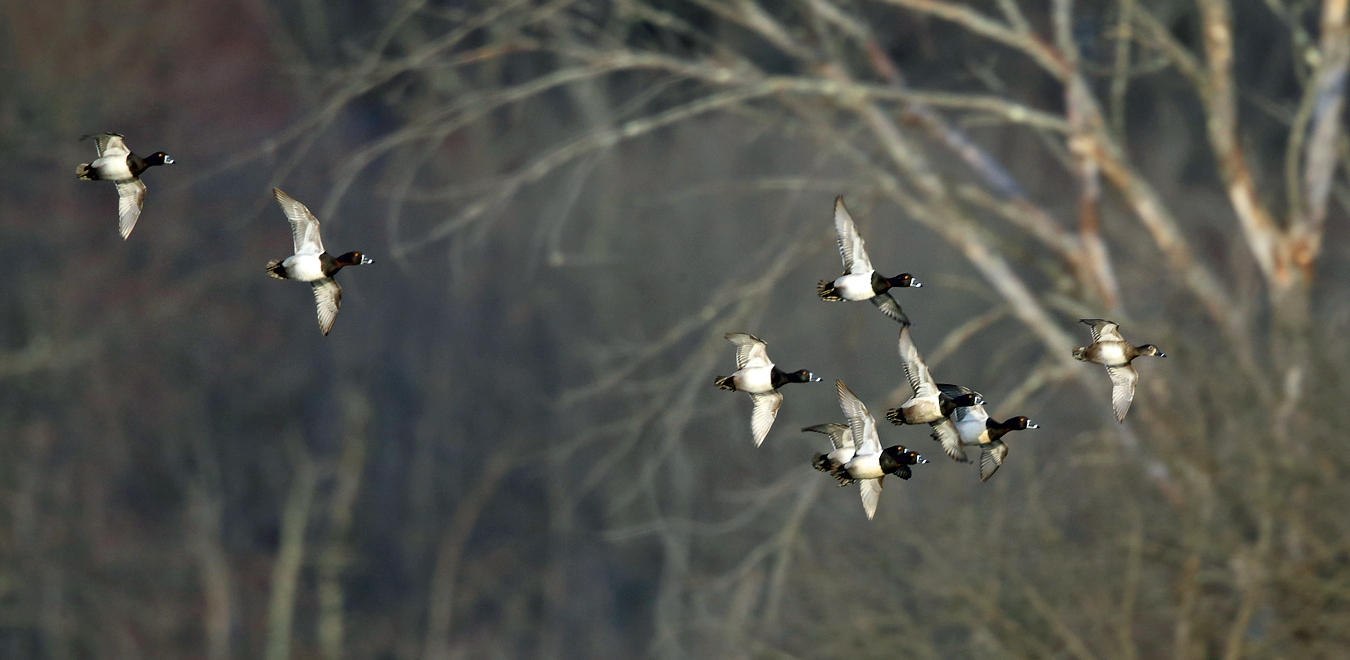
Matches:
[869,292,910,325]
[896,326,938,400]
[931,419,968,462]
[311,277,343,335]
[1107,364,1138,422]
[979,441,1008,482]
[88,132,128,158]
[835,380,879,456]
[859,476,883,520]
[833,196,873,275]
[749,391,783,447]
[1081,318,1125,343]
[802,423,853,453]
[724,332,771,370]
[115,178,146,239]
[273,188,326,255]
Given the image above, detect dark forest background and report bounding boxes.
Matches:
[3,1,1349,657]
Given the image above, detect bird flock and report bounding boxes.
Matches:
[715,196,1167,519]
[76,133,373,335]
[75,135,1167,519]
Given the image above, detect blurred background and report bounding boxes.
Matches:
[3,0,1348,657]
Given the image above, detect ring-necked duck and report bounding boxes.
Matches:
[265,188,373,335]
[937,386,1038,481]
[1072,319,1165,422]
[816,196,921,324]
[883,326,983,462]
[714,332,820,446]
[807,380,927,519]
[75,132,174,239]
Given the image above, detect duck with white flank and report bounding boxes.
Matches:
[266,188,373,336]
[816,196,921,325]
[884,326,983,463]
[807,380,927,520]
[76,132,174,239]
[938,385,1038,482]
[714,332,820,447]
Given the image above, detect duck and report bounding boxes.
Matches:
[883,326,983,462]
[1072,318,1165,422]
[808,380,927,519]
[75,132,174,239]
[816,195,921,325]
[714,332,820,446]
[265,188,373,335]
[936,385,1039,482]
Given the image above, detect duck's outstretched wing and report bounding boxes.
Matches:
[870,292,910,325]
[1080,318,1125,343]
[311,277,343,335]
[979,441,1008,482]
[859,476,883,520]
[802,423,852,452]
[115,178,146,239]
[931,419,968,462]
[273,188,326,255]
[835,380,879,456]
[749,391,782,447]
[725,332,771,370]
[833,196,873,275]
[86,132,128,158]
[1107,364,1138,422]
[896,326,937,399]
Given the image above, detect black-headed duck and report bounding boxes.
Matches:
[1072,318,1165,422]
[265,188,373,335]
[938,386,1038,481]
[75,132,174,239]
[808,380,927,519]
[714,332,820,446]
[883,326,983,462]
[816,196,921,325]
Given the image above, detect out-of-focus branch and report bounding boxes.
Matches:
[1291,0,1350,279]
[878,0,1068,78]
[1197,0,1284,284]
[264,444,318,660]
[317,389,371,660]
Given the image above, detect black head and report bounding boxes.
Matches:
[146,152,175,166]
[887,272,922,288]
[1006,416,1038,430]
[1139,344,1166,358]
[335,251,375,267]
[884,444,928,465]
[949,392,984,408]
[787,369,822,384]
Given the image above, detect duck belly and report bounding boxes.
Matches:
[899,397,940,424]
[1089,341,1130,365]
[952,416,986,445]
[831,273,877,301]
[282,254,326,282]
[732,365,775,393]
[92,155,133,181]
[844,455,885,480]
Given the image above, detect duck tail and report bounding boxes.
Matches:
[265,259,288,280]
[713,375,735,391]
[1071,346,1087,361]
[816,279,842,301]
[76,163,95,180]
[884,407,906,425]
[812,453,855,486]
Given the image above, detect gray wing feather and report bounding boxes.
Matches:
[115,178,146,239]
[870,293,909,325]
[859,477,883,520]
[311,278,342,335]
[273,188,326,255]
[1083,318,1125,343]
[835,380,879,456]
[1107,365,1138,422]
[834,196,873,274]
[749,391,783,447]
[897,326,937,399]
[802,423,853,452]
[725,332,771,370]
[94,133,128,158]
[931,419,968,462]
[979,441,1008,482]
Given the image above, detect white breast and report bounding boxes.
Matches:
[282,254,326,282]
[93,155,133,181]
[832,272,876,301]
[733,365,775,393]
[1094,342,1130,365]
[845,454,885,480]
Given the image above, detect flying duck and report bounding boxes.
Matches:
[75,132,174,239]
[714,332,820,446]
[1072,318,1165,422]
[808,380,927,519]
[816,196,921,325]
[266,188,373,335]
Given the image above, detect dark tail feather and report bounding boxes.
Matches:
[713,375,735,391]
[884,407,906,425]
[76,163,95,180]
[1072,347,1087,361]
[265,259,288,280]
[816,280,841,301]
[812,453,855,486]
